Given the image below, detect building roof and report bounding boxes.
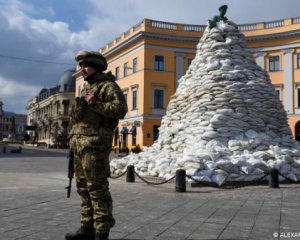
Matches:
[3,111,15,117]
[58,69,76,92]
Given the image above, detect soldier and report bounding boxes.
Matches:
[66,50,128,240]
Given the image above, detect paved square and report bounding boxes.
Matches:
[0,145,300,240]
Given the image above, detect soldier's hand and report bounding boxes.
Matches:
[86,94,96,104]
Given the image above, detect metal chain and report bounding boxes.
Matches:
[110,169,298,187]
[134,171,176,185]
[186,172,270,189]
[186,175,223,189]
[278,171,298,183]
[110,170,127,179]
[226,172,270,189]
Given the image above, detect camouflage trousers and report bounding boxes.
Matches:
[70,133,115,234]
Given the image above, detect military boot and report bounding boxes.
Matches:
[94,231,109,240]
[65,226,95,240]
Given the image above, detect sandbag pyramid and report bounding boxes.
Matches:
[110,19,300,185]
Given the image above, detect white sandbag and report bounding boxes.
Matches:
[190,175,212,182]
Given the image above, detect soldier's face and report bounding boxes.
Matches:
[80,63,97,78]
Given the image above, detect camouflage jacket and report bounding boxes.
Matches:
[70,72,128,136]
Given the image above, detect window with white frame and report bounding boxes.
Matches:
[133,57,138,73]
[132,88,137,110]
[154,55,164,71]
[124,62,129,77]
[115,67,120,80]
[269,56,280,72]
[153,89,164,109]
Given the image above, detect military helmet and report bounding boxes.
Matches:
[75,50,108,71]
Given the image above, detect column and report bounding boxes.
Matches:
[254,52,266,69]
[175,53,184,88]
[283,48,295,114]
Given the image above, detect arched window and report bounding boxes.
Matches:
[295,121,300,141]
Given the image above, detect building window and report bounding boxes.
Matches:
[133,57,138,73]
[269,56,280,72]
[276,89,282,101]
[64,84,69,92]
[123,92,128,104]
[154,55,164,71]
[297,53,300,69]
[124,62,129,77]
[63,100,70,116]
[132,89,137,110]
[115,67,120,80]
[153,125,160,141]
[130,126,137,146]
[297,88,300,107]
[187,58,193,68]
[56,101,60,114]
[154,89,164,109]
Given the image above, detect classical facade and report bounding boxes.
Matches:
[75,16,300,147]
[27,69,75,147]
[1,111,26,142]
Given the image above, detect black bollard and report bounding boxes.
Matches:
[3,146,6,153]
[126,165,135,182]
[175,169,186,192]
[269,169,279,188]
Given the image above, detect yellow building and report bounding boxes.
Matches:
[76,17,300,147]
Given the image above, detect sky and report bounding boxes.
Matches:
[1,0,300,114]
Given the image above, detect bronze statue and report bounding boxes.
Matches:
[208,5,228,29]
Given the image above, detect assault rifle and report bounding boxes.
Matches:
[66,150,74,198]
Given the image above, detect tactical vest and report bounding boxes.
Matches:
[71,76,119,136]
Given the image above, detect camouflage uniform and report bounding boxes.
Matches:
[68,51,127,239]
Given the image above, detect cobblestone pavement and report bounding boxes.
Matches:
[0,145,300,240]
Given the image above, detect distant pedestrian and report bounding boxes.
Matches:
[65,50,128,240]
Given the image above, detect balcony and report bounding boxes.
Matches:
[99,16,300,55]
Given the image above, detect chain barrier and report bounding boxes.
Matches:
[110,170,128,179]
[134,171,176,185]
[278,171,298,183]
[109,166,298,188]
[186,174,224,189]
[186,172,270,189]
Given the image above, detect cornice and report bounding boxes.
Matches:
[142,32,199,43]
[104,29,300,58]
[103,32,144,58]
[103,32,198,58]
[246,29,300,41]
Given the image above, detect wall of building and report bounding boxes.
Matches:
[73,16,300,147]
